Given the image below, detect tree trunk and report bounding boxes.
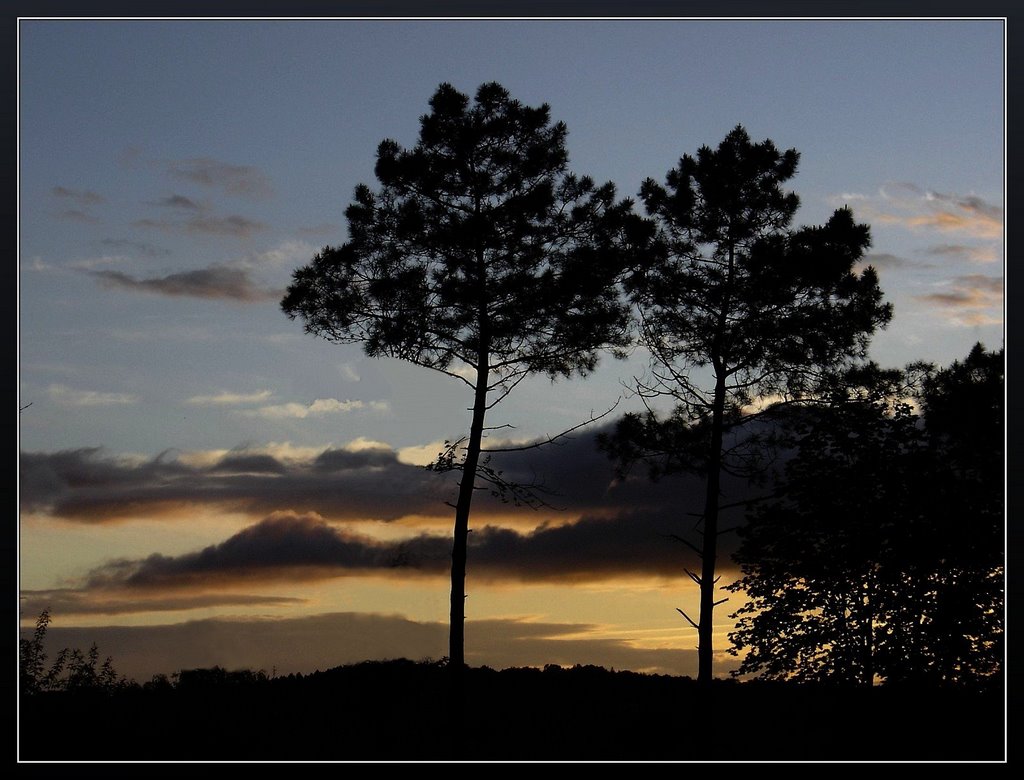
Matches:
[698,371,726,687]
[696,238,735,688]
[448,212,490,729]
[448,358,488,680]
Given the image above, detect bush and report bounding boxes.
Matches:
[19,609,131,695]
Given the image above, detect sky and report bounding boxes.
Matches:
[17,17,1005,683]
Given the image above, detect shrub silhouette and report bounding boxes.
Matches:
[19,609,130,695]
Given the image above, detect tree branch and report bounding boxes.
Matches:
[676,608,699,629]
[480,398,621,453]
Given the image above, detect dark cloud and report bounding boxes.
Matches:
[23,611,719,682]
[98,238,170,257]
[20,445,456,523]
[186,214,267,237]
[470,513,708,582]
[167,157,272,199]
[132,214,268,238]
[914,274,1002,326]
[19,590,303,618]
[52,186,105,206]
[919,243,1000,264]
[312,447,399,472]
[132,218,174,231]
[81,513,424,590]
[928,191,1003,222]
[857,252,915,270]
[72,504,738,591]
[58,209,100,224]
[208,454,289,475]
[888,181,924,196]
[20,425,760,535]
[296,223,340,238]
[916,274,1002,308]
[20,446,192,518]
[152,194,204,211]
[87,265,279,302]
[922,243,976,257]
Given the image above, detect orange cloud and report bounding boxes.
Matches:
[914,274,1003,326]
[838,183,1003,241]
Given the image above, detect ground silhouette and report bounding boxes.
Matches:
[19,659,1004,762]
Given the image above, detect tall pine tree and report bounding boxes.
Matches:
[283,82,644,710]
[603,126,893,686]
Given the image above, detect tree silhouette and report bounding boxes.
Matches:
[282,82,642,707]
[601,126,893,687]
[20,609,127,695]
[727,345,1003,687]
[908,343,1003,684]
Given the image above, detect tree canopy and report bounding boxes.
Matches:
[727,344,1004,687]
[283,82,643,389]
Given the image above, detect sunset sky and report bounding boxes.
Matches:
[18,17,1004,683]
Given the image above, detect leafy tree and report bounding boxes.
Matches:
[282,82,643,697]
[602,126,893,686]
[727,345,1003,687]
[20,609,128,695]
[907,343,1003,684]
[19,608,51,696]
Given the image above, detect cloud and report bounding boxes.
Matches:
[78,512,427,590]
[242,398,390,419]
[87,265,280,302]
[52,186,105,206]
[914,274,1003,326]
[22,611,720,682]
[58,209,101,224]
[24,256,52,272]
[167,157,272,199]
[921,243,1000,264]
[926,191,1002,222]
[68,254,132,271]
[851,183,1004,240]
[19,443,455,523]
[174,441,343,469]
[19,590,303,618]
[186,214,268,237]
[133,214,268,238]
[296,223,340,238]
[397,439,450,466]
[186,390,275,406]
[98,238,170,257]
[234,240,316,271]
[151,194,204,211]
[207,453,291,475]
[19,424,750,527]
[855,252,919,272]
[47,384,139,407]
[339,363,360,383]
[19,427,759,596]
[50,501,724,594]
[101,324,215,343]
[311,445,397,472]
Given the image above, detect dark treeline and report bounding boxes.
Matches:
[728,344,1004,688]
[18,658,1004,761]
